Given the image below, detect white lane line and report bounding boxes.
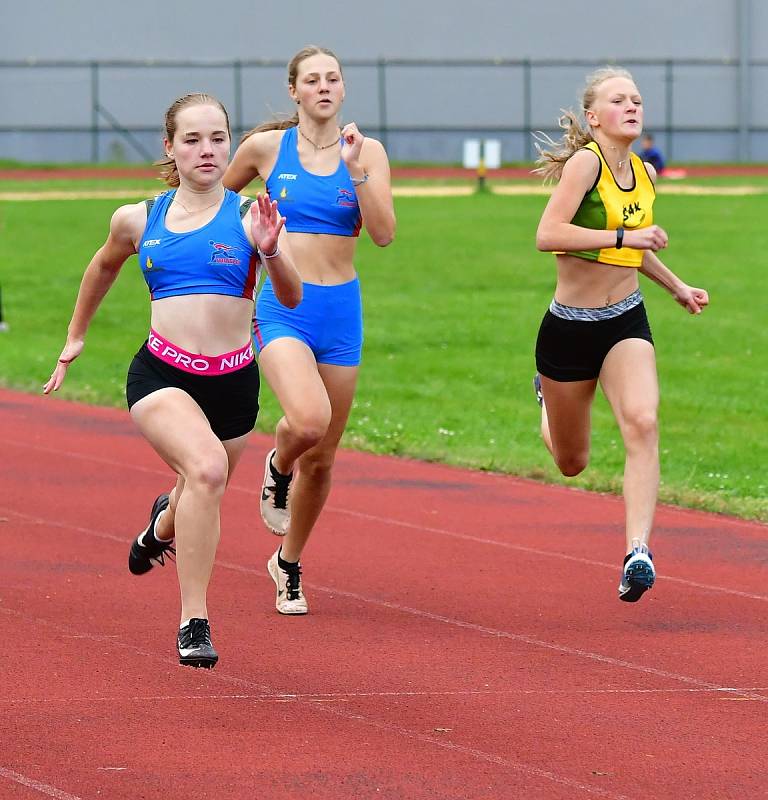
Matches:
[315,703,634,800]
[0,607,631,800]
[0,767,83,800]
[0,437,765,605]
[321,507,768,604]
[220,560,768,703]
[2,507,767,703]
[4,686,768,706]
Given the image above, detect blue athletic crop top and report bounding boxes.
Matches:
[265,126,362,237]
[138,189,259,301]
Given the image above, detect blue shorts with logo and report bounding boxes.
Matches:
[253,277,363,367]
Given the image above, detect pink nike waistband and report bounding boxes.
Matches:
[147,329,254,375]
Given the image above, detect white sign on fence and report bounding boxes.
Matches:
[463,139,501,169]
[462,139,481,169]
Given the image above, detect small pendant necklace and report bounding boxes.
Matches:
[298,125,341,151]
[174,191,224,214]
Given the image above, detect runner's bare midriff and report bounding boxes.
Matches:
[553,253,641,308]
[287,232,357,285]
[150,294,254,355]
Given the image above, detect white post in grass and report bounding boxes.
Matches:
[463,139,501,193]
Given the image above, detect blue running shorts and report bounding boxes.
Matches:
[254,277,363,367]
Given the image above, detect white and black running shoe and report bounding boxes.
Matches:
[128,494,175,575]
[267,549,308,615]
[177,618,218,669]
[618,540,656,602]
[260,448,293,536]
[533,373,544,408]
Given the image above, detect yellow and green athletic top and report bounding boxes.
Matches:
[560,140,655,268]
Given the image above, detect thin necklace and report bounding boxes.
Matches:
[173,190,224,214]
[297,125,340,151]
[611,148,629,170]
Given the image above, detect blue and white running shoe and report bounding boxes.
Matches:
[618,539,655,602]
[533,373,544,408]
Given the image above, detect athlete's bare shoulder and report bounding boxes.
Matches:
[241,128,286,158]
[561,147,601,185]
[360,135,386,155]
[111,199,152,238]
[227,128,288,189]
[643,161,658,185]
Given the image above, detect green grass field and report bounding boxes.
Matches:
[0,178,766,521]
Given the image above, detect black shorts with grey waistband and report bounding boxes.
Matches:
[535,293,654,382]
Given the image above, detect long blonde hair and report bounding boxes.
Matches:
[154,93,231,187]
[534,66,635,182]
[240,45,343,142]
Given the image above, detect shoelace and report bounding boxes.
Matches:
[283,563,302,601]
[150,544,176,567]
[269,469,292,510]
[182,619,212,649]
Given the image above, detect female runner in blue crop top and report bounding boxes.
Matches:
[44,93,302,668]
[224,45,396,616]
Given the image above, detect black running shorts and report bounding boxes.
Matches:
[126,342,260,441]
[535,302,654,382]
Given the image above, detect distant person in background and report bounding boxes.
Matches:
[224,45,395,616]
[533,67,708,603]
[640,133,665,174]
[44,93,302,668]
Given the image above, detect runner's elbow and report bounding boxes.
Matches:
[280,285,303,309]
[536,226,554,251]
[369,220,395,247]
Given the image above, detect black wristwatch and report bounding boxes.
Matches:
[616,227,625,249]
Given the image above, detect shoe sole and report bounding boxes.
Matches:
[267,557,308,615]
[261,511,288,536]
[619,560,655,603]
[179,654,218,669]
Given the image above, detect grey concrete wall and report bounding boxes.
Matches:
[0,0,763,163]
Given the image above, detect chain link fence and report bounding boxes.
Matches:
[1,57,765,164]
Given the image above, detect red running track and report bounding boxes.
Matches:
[1,387,766,800]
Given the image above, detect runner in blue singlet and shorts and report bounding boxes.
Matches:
[44,93,302,667]
[224,45,396,615]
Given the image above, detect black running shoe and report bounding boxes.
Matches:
[128,493,174,575]
[177,618,218,668]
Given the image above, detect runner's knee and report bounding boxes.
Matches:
[554,450,589,477]
[621,410,658,449]
[184,450,229,496]
[285,408,332,449]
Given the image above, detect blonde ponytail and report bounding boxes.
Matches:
[534,66,635,183]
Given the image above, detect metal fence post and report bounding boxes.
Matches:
[664,59,674,162]
[523,58,532,162]
[738,0,752,161]
[90,61,99,163]
[233,59,243,142]
[377,57,388,151]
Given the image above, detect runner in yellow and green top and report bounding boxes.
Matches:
[532,67,709,603]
